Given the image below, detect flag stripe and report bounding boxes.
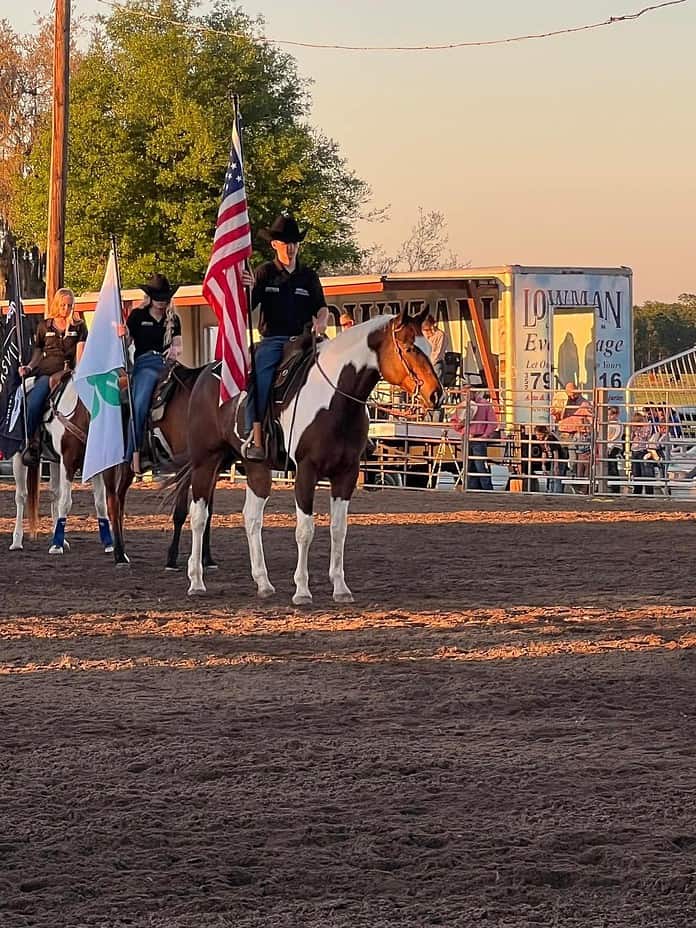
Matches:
[202,109,252,405]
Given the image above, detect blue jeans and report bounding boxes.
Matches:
[126,353,165,457]
[26,374,52,438]
[468,440,493,490]
[245,336,289,435]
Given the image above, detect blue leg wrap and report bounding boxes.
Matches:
[52,517,67,549]
[98,517,113,547]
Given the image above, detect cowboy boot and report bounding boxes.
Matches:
[21,436,41,468]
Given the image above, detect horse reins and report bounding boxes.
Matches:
[311,324,426,420]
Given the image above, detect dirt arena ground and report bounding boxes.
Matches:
[2,481,696,927]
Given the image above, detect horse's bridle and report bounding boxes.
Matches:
[312,321,426,416]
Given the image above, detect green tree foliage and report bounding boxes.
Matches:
[634,294,696,369]
[14,0,368,291]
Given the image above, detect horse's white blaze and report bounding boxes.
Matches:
[243,485,274,597]
[187,498,208,594]
[280,316,389,461]
[292,505,315,605]
[329,497,353,603]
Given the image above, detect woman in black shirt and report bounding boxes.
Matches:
[120,274,182,474]
[19,288,87,466]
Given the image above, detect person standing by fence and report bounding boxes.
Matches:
[452,390,498,490]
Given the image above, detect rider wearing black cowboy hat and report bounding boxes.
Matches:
[241,213,329,460]
[117,273,183,474]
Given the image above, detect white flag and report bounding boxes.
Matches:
[74,251,126,481]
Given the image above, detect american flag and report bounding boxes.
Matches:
[202,106,252,403]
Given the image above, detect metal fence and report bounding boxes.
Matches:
[359,384,696,498]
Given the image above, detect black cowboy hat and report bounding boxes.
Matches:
[140,273,179,301]
[258,214,307,244]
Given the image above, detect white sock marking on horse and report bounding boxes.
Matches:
[10,454,27,550]
[280,315,389,461]
[187,498,208,594]
[243,485,275,598]
[292,504,315,605]
[329,497,353,603]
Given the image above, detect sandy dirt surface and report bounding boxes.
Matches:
[2,482,696,927]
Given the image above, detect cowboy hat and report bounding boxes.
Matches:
[258,214,307,244]
[140,273,179,302]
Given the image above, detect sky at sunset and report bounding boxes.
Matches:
[8,0,696,302]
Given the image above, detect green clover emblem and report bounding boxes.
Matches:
[87,371,120,418]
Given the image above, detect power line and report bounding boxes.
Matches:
[92,0,688,52]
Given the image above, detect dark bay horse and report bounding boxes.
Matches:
[182,307,442,602]
[10,377,113,554]
[102,363,215,569]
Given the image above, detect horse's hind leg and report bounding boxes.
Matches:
[104,464,130,565]
[292,462,317,606]
[49,465,72,555]
[91,473,114,553]
[328,468,358,604]
[10,454,27,551]
[243,466,274,599]
[166,482,188,571]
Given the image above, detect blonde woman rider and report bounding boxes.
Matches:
[19,288,87,467]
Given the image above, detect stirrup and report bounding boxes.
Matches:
[241,434,266,461]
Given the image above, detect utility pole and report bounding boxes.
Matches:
[45,0,71,308]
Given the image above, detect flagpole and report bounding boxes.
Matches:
[109,233,137,460]
[11,247,30,450]
[234,94,262,450]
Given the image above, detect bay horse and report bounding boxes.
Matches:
[10,377,113,554]
[102,363,216,569]
[182,307,442,603]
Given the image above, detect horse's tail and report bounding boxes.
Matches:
[27,462,41,540]
[160,455,192,512]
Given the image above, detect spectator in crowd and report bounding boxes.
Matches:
[532,424,568,494]
[606,405,624,493]
[630,411,655,495]
[339,310,355,330]
[422,314,447,382]
[552,382,593,479]
[452,390,498,490]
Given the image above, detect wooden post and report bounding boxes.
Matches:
[45,0,71,308]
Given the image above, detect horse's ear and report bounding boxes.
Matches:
[412,306,429,327]
[394,306,409,331]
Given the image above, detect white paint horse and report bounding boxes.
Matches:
[10,377,113,555]
[180,307,442,603]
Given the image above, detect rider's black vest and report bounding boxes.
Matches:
[33,318,88,377]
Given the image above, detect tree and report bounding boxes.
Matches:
[0,17,57,298]
[633,294,696,368]
[14,0,368,292]
[357,207,464,275]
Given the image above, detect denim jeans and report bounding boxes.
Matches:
[126,352,165,457]
[467,440,493,490]
[245,336,289,435]
[25,374,52,438]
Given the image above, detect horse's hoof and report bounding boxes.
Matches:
[104,545,114,554]
[9,542,23,552]
[292,593,313,607]
[49,545,64,555]
[63,540,71,552]
[257,585,276,600]
[333,592,355,604]
[187,586,207,596]
[115,557,131,568]
[165,565,181,572]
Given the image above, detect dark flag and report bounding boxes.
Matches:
[0,302,31,460]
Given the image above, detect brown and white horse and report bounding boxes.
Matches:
[10,378,113,554]
[182,307,442,603]
[102,363,216,569]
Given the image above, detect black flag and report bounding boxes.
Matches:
[0,302,31,459]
